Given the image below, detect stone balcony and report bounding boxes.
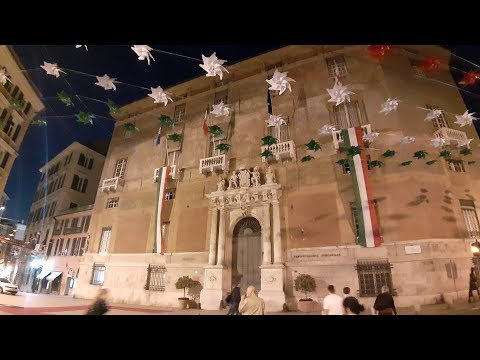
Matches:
[100,177,124,193]
[153,165,176,182]
[199,154,228,175]
[261,140,296,162]
[332,124,372,151]
[434,127,470,148]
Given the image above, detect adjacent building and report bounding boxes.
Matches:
[0,45,45,197]
[74,45,480,311]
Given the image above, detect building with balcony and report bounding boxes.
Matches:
[0,45,45,196]
[24,141,106,248]
[75,45,480,311]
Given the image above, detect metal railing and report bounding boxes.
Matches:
[434,127,469,147]
[199,154,227,174]
[100,177,123,193]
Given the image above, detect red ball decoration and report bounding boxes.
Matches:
[367,45,392,60]
[459,70,480,87]
[418,57,441,72]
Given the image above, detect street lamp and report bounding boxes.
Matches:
[471,240,480,255]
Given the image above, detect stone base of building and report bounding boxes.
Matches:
[199,266,226,310]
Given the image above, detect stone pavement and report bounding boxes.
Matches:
[1,292,480,315]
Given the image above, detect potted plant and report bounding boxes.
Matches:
[294,273,316,313]
[175,276,194,310]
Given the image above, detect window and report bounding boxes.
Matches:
[267,117,290,143]
[81,179,88,193]
[46,240,54,256]
[24,102,31,115]
[99,228,111,254]
[0,153,8,169]
[114,158,127,179]
[49,201,57,217]
[71,175,80,190]
[446,159,465,173]
[10,85,19,98]
[79,237,87,256]
[209,136,224,157]
[410,58,426,78]
[145,265,167,291]
[332,101,364,130]
[461,200,480,238]
[71,218,78,228]
[4,119,15,137]
[351,200,380,243]
[57,239,64,256]
[84,216,91,232]
[59,174,66,188]
[356,260,394,297]
[167,150,179,166]
[64,239,71,256]
[106,197,119,209]
[214,90,228,105]
[342,160,351,174]
[326,55,348,78]
[70,238,77,256]
[426,105,448,129]
[165,190,176,201]
[69,203,78,209]
[88,158,94,169]
[173,104,186,123]
[91,264,106,286]
[12,125,21,142]
[78,153,87,167]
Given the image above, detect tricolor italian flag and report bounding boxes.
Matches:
[341,127,382,248]
[154,166,170,254]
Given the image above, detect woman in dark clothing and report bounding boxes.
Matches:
[86,288,110,315]
[373,285,397,315]
[343,296,365,315]
[226,281,242,315]
[468,268,479,303]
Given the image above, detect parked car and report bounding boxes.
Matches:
[0,277,18,295]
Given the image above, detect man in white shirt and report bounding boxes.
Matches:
[323,285,345,315]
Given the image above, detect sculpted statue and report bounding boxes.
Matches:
[228,171,239,189]
[250,166,261,187]
[239,169,251,188]
[265,166,276,184]
[216,176,225,191]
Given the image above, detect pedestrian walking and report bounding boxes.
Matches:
[373,285,397,315]
[226,279,242,315]
[86,288,110,315]
[468,267,480,303]
[343,287,352,298]
[239,286,265,315]
[323,285,344,315]
[343,296,365,315]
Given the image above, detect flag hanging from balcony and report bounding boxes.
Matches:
[154,166,170,254]
[341,127,381,248]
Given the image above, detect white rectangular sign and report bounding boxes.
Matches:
[405,245,422,254]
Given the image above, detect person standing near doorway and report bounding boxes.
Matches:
[323,285,344,315]
[373,285,397,315]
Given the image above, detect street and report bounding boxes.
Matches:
[1,292,480,315]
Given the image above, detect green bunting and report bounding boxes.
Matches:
[413,150,428,159]
[107,99,121,114]
[369,160,384,168]
[305,139,321,151]
[336,159,349,166]
[347,146,362,157]
[9,99,24,111]
[123,122,139,132]
[301,155,314,162]
[460,148,473,156]
[439,150,451,158]
[261,149,274,158]
[57,91,73,107]
[382,150,396,158]
[167,133,182,142]
[208,125,224,138]
[261,136,278,146]
[426,160,438,165]
[31,118,47,127]
[401,161,413,166]
[216,143,231,152]
[75,112,95,125]
[158,115,174,128]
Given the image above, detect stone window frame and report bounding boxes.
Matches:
[355,260,395,297]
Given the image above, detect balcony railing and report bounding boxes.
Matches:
[261,140,296,162]
[332,124,372,151]
[153,165,176,182]
[100,177,124,193]
[434,127,469,148]
[199,154,228,174]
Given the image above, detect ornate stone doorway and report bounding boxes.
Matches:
[232,217,262,292]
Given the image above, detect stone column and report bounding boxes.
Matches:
[208,207,218,265]
[216,207,226,266]
[272,200,283,264]
[262,203,272,265]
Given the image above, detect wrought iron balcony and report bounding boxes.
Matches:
[332,124,372,151]
[434,127,470,148]
[100,177,124,193]
[261,140,296,162]
[153,165,176,182]
[199,154,228,175]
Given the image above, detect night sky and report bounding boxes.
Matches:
[4,45,480,222]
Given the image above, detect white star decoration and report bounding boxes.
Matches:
[363,132,380,143]
[210,101,230,117]
[420,107,443,122]
[454,111,478,127]
[0,69,10,85]
[266,69,295,95]
[75,45,88,50]
[431,137,446,148]
[400,136,416,145]
[265,114,286,127]
[95,74,117,91]
[379,98,400,115]
[199,52,229,80]
[318,124,337,135]
[131,45,155,65]
[327,78,354,106]
[148,86,172,106]
[457,138,473,147]
[40,61,65,78]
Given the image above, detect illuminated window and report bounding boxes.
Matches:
[326,56,348,78]
[267,117,290,143]
[113,158,127,179]
[91,264,106,286]
[173,104,186,123]
[356,260,394,297]
[461,200,480,238]
[106,197,119,209]
[332,101,365,130]
[145,265,167,291]
[446,159,465,173]
[98,228,111,254]
[165,190,176,201]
